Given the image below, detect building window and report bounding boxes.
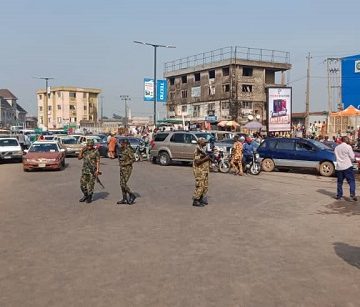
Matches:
[70,117,77,123]
[208,103,215,111]
[208,87,215,96]
[39,94,42,100]
[57,92,61,98]
[194,73,200,82]
[221,102,230,110]
[57,117,62,123]
[70,105,76,110]
[222,67,230,76]
[83,93,87,98]
[48,118,51,123]
[57,105,61,110]
[243,67,253,76]
[39,106,43,111]
[84,105,87,111]
[193,105,200,117]
[69,92,76,98]
[241,101,253,109]
[169,105,175,112]
[40,116,43,124]
[48,106,52,111]
[169,77,175,85]
[242,84,253,92]
[209,70,215,79]
[223,84,230,92]
[181,75,187,84]
[181,105,187,113]
[169,92,175,100]
[181,90,188,98]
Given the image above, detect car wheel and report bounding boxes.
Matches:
[158,152,170,166]
[262,158,275,172]
[319,161,334,177]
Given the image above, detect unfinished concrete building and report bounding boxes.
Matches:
[164,46,291,128]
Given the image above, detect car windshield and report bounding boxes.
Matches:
[0,139,19,146]
[29,143,59,152]
[308,139,331,150]
[62,138,77,144]
[194,133,212,141]
[219,139,234,144]
[87,137,100,144]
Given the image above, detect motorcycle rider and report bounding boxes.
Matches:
[243,137,256,173]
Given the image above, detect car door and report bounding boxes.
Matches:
[273,139,296,167]
[294,140,319,168]
[169,133,186,159]
[184,133,197,160]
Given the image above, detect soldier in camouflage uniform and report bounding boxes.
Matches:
[78,138,100,203]
[117,139,136,205]
[193,138,211,207]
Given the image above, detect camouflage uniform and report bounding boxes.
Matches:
[193,146,210,200]
[119,146,135,196]
[80,148,100,195]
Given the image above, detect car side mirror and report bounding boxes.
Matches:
[191,140,197,144]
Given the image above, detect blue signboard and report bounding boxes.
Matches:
[341,54,360,109]
[144,78,167,102]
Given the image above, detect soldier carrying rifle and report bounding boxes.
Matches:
[78,138,100,203]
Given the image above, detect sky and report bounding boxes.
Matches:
[0,0,359,118]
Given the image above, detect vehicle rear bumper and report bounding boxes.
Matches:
[0,153,23,161]
[23,162,62,170]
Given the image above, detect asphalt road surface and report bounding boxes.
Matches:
[1,158,360,307]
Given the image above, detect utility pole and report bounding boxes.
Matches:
[120,95,130,128]
[34,77,54,129]
[305,52,311,133]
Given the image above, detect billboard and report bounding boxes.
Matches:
[267,87,292,132]
[144,78,168,103]
[341,55,360,109]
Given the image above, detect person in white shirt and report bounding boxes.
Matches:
[334,136,357,201]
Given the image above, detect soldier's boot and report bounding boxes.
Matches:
[117,194,129,205]
[200,196,208,205]
[193,199,204,207]
[86,193,93,203]
[128,193,136,205]
[79,194,88,202]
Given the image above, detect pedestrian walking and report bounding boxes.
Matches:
[192,138,211,207]
[18,131,25,150]
[78,139,100,203]
[230,135,243,176]
[334,136,357,201]
[117,139,136,205]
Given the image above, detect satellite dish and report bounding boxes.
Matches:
[248,115,254,121]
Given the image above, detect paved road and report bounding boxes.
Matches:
[1,158,360,306]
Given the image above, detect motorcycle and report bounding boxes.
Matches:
[244,152,261,175]
[134,142,149,162]
[209,147,231,173]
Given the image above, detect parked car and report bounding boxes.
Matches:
[78,135,102,147]
[58,136,84,157]
[0,138,23,162]
[23,141,66,171]
[256,137,354,177]
[150,131,214,166]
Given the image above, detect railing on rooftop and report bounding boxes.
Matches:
[164,46,290,73]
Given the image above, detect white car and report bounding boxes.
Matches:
[0,138,23,162]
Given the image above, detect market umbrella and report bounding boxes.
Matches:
[217,120,239,128]
[244,121,263,130]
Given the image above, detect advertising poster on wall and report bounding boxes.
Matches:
[267,87,292,132]
[144,78,154,101]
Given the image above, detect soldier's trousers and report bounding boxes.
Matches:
[80,172,95,195]
[120,165,133,195]
[193,171,209,200]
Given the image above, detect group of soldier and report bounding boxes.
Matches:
[77,135,251,208]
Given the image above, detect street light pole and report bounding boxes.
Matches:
[120,95,130,128]
[34,76,54,129]
[133,41,175,127]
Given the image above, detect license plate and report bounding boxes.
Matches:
[38,163,46,168]
[3,156,11,159]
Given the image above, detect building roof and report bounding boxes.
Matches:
[16,104,27,114]
[0,98,13,110]
[0,89,17,100]
[37,86,101,94]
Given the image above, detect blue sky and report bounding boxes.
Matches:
[0,0,359,118]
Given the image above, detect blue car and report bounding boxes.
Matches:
[257,138,336,177]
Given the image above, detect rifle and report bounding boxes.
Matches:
[197,146,216,163]
[83,149,105,189]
